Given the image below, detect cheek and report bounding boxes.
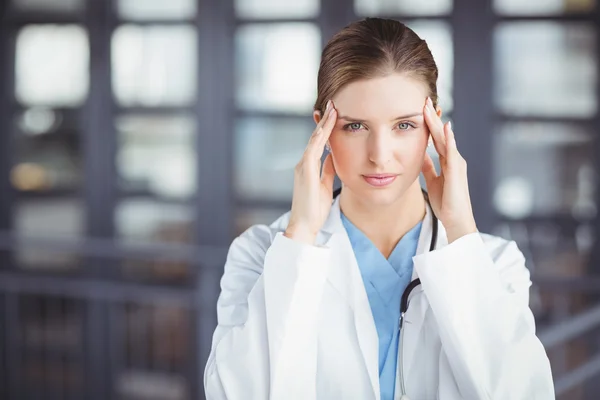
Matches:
[328,134,364,172]
[402,129,429,157]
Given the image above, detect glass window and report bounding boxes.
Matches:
[116,199,194,281]
[16,198,83,238]
[117,0,197,20]
[406,21,454,113]
[494,0,594,15]
[235,208,289,236]
[234,117,313,201]
[116,370,189,400]
[115,199,194,245]
[13,109,82,192]
[235,0,319,19]
[16,25,89,107]
[116,115,196,199]
[15,198,83,270]
[112,25,197,106]
[493,122,596,219]
[12,0,83,13]
[355,0,452,16]
[494,22,597,118]
[235,23,321,114]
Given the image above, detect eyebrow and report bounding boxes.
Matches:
[337,112,424,122]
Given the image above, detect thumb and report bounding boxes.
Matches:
[421,151,437,187]
[321,153,336,190]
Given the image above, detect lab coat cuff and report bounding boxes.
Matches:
[412,231,491,276]
[265,232,331,280]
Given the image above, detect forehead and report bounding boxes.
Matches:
[332,73,428,118]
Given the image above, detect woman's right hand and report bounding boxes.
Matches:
[284,100,338,245]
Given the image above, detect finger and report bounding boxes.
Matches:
[321,152,336,189]
[421,150,438,186]
[304,101,332,154]
[316,100,332,130]
[307,106,337,159]
[308,101,332,144]
[423,97,446,158]
[444,121,462,170]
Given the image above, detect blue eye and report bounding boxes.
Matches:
[344,123,363,132]
[398,122,412,130]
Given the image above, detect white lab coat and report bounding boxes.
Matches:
[204,196,555,399]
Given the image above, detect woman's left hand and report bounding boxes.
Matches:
[421,97,478,244]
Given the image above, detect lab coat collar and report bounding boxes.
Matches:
[318,194,447,400]
[319,194,446,259]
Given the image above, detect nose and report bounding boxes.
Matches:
[367,130,394,166]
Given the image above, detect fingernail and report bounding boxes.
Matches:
[326,100,332,111]
[448,120,452,130]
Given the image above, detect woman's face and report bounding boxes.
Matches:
[314,73,441,207]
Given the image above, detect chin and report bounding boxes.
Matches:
[355,181,408,207]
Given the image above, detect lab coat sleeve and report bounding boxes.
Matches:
[204,226,331,400]
[412,232,554,400]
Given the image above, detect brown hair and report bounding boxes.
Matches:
[314,18,438,115]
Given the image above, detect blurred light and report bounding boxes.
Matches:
[235,23,320,114]
[406,21,454,113]
[11,163,51,191]
[502,122,592,146]
[16,24,89,106]
[117,0,196,20]
[235,0,319,18]
[494,177,534,219]
[234,117,313,200]
[494,0,595,15]
[355,0,452,16]
[115,199,193,245]
[19,108,60,135]
[116,115,196,198]
[112,25,197,106]
[12,0,83,13]
[495,122,594,216]
[495,22,597,117]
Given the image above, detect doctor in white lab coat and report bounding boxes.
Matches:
[204,19,554,400]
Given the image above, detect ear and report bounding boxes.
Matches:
[436,106,443,118]
[313,110,322,125]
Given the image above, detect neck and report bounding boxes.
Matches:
[339,181,426,257]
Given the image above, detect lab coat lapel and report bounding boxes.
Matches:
[319,196,449,399]
[402,202,448,384]
[320,197,380,399]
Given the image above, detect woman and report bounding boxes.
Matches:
[204,18,554,400]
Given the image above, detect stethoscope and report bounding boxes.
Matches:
[333,187,439,400]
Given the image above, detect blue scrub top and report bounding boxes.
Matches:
[341,212,422,400]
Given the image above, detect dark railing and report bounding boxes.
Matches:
[0,231,226,400]
[2,231,600,399]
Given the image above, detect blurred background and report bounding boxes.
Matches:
[0,0,599,399]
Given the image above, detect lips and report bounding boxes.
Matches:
[362,174,398,187]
